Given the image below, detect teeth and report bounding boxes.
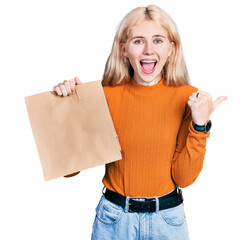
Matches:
[140,60,157,63]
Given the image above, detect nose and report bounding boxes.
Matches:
[143,41,154,55]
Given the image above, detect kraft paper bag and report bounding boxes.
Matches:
[25,80,122,181]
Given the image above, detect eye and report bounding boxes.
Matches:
[134,39,143,44]
[154,39,162,44]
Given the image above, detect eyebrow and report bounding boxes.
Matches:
[130,35,166,40]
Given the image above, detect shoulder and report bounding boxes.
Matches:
[172,84,198,101]
[177,84,198,94]
[102,84,125,101]
[169,85,198,115]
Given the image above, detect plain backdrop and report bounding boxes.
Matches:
[0,0,251,239]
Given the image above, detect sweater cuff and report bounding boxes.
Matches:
[189,121,210,138]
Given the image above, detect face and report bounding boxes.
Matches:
[121,21,174,86]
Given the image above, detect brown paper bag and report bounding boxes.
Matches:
[24,80,122,181]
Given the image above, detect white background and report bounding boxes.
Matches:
[0,0,251,239]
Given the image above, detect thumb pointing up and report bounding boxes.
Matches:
[213,96,228,111]
[188,90,228,125]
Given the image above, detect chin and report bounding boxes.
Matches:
[140,73,161,82]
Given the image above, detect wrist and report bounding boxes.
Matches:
[193,118,209,126]
[192,120,212,133]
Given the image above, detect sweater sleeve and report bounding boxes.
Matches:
[171,101,210,188]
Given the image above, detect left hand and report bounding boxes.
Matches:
[187,90,227,125]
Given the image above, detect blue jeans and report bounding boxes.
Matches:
[91,188,189,240]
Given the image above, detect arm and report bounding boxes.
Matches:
[171,103,210,188]
[172,88,227,188]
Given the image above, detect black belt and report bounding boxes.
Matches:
[104,187,183,213]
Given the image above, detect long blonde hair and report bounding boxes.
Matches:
[102,5,190,86]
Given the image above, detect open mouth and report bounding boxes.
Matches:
[140,60,157,74]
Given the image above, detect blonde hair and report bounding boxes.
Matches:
[102,5,190,86]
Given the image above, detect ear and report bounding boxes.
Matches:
[168,41,175,57]
[120,43,128,57]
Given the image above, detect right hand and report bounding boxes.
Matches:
[53,76,82,96]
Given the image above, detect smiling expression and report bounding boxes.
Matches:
[120,21,174,86]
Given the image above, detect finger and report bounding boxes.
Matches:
[213,96,228,110]
[196,90,211,96]
[53,86,62,96]
[192,92,203,99]
[69,79,76,94]
[192,92,200,98]
[63,80,72,95]
[187,100,195,108]
[189,95,199,102]
[59,83,68,97]
[193,91,211,101]
[74,76,82,85]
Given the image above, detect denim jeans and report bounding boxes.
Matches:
[91,188,189,240]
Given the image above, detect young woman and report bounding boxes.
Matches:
[53,5,227,240]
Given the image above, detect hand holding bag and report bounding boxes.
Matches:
[24,80,122,181]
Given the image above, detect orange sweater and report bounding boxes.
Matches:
[102,78,210,197]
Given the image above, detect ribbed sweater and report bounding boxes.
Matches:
[102,78,210,197]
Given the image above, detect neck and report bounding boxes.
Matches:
[133,75,162,86]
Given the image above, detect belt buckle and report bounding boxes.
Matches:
[127,197,159,213]
[128,198,148,213]
[128,199,134,213]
